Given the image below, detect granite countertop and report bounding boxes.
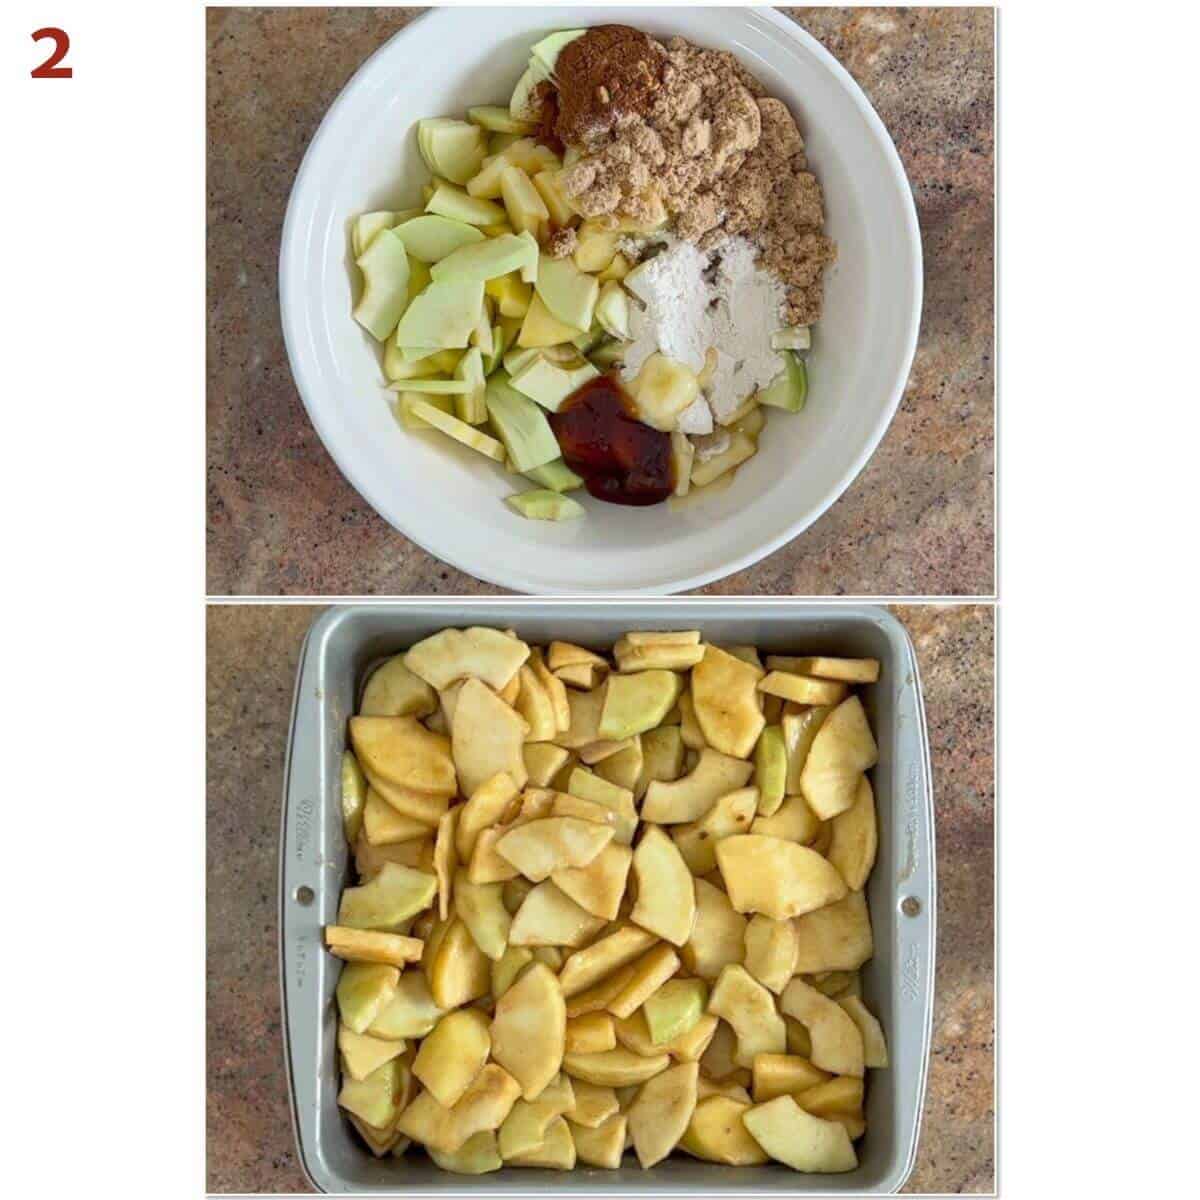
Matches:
[206,7,994,596]
[206,603,994,1192]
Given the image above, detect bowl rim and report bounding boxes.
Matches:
[279,7,923,595]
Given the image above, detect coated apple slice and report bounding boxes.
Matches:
[630,826,696,946]
[627,1060,699,1167]
[490,961,566,1101]
[404,626,530,691]
[691,644,766,758]
[452,678,530,797]
[641,749,755,824]
[496,817,614,881]
[715,834,847,920]
[779,978,865,1078]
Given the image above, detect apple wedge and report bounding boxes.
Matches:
[827,776,878,890]
[800,696,879,820]
[558,924,658,998]
[565,768,638,844]
[324,925,423,968]
[751,1053,832,1101]
[433,807,459,920]
[742,1095,857,1173]
[452,678,530,797]
[680,1096,769,1165]
[496,817,614,881]
[336,962,401,1034]
[641,749,755,824]
[424,916,491,1009]
[707,965,786,1068]
[338,1024,408,1082]
[361,655,438,718]
[363,787,432,846]
[554,685,606,749]
[514,664,558,742]
[607,943,681,1019]
[563,1046,670,1087]
[782,704,834,793]
[768,656,880,684]
[551,841,633,921]
[507,1114,576,1168]
[453,870,511,961]
[337,862,438,931]
[838,996,889,1068]
[427,1129,503,1174]
[569,1112,626,1168]
[672,787,758,876]
[791,891,874,974]
[743,915,800,994]
[565,1012,617,1054]
[682,877,747,981]
[751,792,822,844]
[455,772,520,861]
[350,715,456,796]
[490,961,566,1100]
[628,1060,699,1167]
[780,978,865,1077]
[758,672,849,707]
[594,736,644,792]
[691,644,766,758]
[397,1062,522,1153]
[599,670,683,741]
[630,825,696,945]
[338,1057,406,1128]
[367,970,444,1039]
[413,1008,492,1107]
[524,742,571,788]
[715,835,847,920]
[405,626,529,691]
[341,751,368,843]
[643,979,708,1046]
[509,880,608,948]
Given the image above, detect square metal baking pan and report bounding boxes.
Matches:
[280,601,935,1193]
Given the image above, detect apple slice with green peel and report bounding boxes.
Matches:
[758,351,808,412]
[644,979,708,1045]
[430,233,536,284]
[594,281,630,339]
[484,372,561,471]
[509,65,543,123]
[524,459,584,493]
[510,354,599,412]
[536,254,600,330]
[454,347,487,424]
[500,166,550,236]
[384,377,469,395]
[395,392,453,430]
[482,321,509,375]
[394,277,484,350]
[418,118,487,184]
[409,398,505,462]
[599,670,683,740]
[336,962,401,1033]
[393,214,485,263]
[353,230,411,341]
[772,325,812,351]
[516,231,540,283]
[504,489,583,523]
[352,211,397,257]
[531,29,587,74]
[426,181,507,227]
[468,104,535,134]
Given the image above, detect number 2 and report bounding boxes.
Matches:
[32,27,72,78]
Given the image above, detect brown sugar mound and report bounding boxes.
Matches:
[554,32,836,324]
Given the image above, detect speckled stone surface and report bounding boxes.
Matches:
[206,603,994,1192]
[206,8,994,596]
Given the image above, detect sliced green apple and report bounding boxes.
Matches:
[417,118,487,184]
[393,277,484,350]
[536,254,600,330]
[426,181,507,227]
[393,214,485,264]
[484,371,561,471]
[757,351,808,412]
[431,233,536,283]
[353,230,411,341]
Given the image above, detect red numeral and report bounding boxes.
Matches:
[32,27,72,78]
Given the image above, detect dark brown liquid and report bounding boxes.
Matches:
[549,375,674,507]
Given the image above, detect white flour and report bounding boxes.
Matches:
[621,235,788,434]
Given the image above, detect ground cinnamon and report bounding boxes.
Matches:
[553,25,664,146]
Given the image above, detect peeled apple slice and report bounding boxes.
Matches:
[426,181,507,227]
[468,104,535,134]
[431,234,537,284]
[417,118,487,185]
[535,254,600,331]
[353,230,412,341]
[394,277,484,350]
[408,399,505,462]
[393,214,485,263]
[352,211,397,257]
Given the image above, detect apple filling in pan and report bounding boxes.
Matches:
[327,628,885,1173]
[349,26,834,518]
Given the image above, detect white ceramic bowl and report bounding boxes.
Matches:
[280,6,921,594]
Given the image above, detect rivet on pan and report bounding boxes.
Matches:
[295,885,315,906]
[900,895,921,917]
